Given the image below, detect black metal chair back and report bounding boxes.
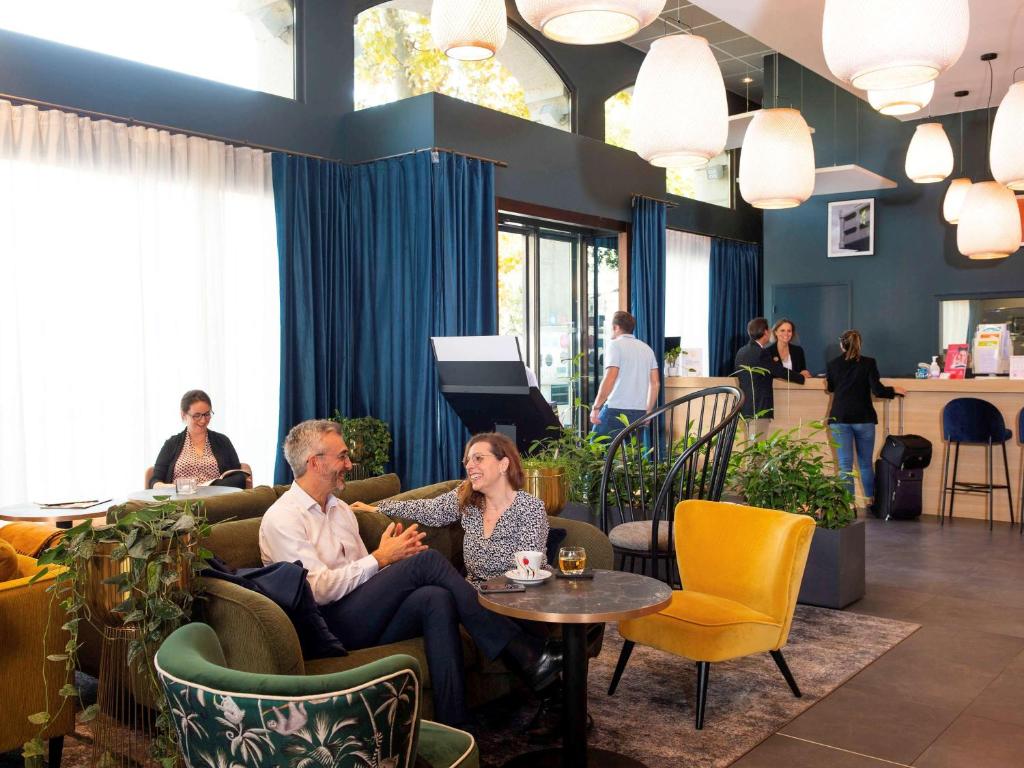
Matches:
[598,386,744,584]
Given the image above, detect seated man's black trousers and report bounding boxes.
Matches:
[320,549,521,726]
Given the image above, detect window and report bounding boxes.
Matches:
[605,86,733,208]
[0,102,280,506]
[0,1,295,98]
[355,2,571,131]
[664,230,711,376]
[498,216,620,426]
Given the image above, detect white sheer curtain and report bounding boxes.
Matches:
[664,229,711,376]
[0,101,280,506]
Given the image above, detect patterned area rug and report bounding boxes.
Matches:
[2,606,916,768]
[476,606,918,768]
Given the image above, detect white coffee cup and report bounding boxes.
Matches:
[513,550,544,576]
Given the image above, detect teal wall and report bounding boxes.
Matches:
[0,1,760,242]
[763,56,1024,376]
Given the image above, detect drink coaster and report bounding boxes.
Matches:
[556,569,594,579]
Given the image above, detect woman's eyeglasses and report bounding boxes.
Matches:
[463,452,496,467]
[188,411,213,422]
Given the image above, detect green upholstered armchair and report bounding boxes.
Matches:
[155,622,479,768]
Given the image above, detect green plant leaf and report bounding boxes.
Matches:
[79,703,100,723]
[27,712,50,725]
[59,683,79,698]
[21,737,44,759]
[46,653,69,662]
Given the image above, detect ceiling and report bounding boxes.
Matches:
[623,1,772,107]
[690,0,1024,119]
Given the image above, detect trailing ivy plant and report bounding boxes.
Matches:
[727,421,856,529]
[25,499,213,768]
[330,412,392,477]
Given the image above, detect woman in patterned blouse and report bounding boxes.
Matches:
[148,390,247,489]
[360,432,548,581]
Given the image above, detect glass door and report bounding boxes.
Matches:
[537,231,580,425]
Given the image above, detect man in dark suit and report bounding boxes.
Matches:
[733,317,805,439]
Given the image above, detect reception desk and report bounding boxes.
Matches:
[666,376,1024,523]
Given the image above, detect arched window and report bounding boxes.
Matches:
[605,86,732,208]
[355,2,571,131]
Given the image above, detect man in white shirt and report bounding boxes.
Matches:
[259,419,559,728]
[590,310,660,439]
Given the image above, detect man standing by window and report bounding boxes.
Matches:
[589,310,660,439]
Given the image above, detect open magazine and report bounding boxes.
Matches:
[153,468,251,489]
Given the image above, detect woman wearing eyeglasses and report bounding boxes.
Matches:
[148,389,248,489]
[353,432,548,581]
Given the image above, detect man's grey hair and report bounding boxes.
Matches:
[284,419,344,478]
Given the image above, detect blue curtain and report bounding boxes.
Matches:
[629,197,667,389]
[273,151,496,487]
[709,238,763,377]
[273,155,350,482]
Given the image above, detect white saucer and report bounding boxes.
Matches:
[505,568,553,585]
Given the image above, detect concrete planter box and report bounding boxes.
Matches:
[797,519,866,609]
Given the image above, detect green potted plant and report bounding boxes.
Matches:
[25,499,213,767]
[728,421,865,609]
[330,412,392,480]
[664,346,683,377]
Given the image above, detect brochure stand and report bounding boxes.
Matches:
[431,336,561,455]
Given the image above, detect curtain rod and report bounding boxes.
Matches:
[0,90,335,160]
[349,146,509,168]
[631,192,679,209]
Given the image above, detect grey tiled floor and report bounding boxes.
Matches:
[733,515,1024,767]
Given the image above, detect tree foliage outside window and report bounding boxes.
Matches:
[354,4,569,131]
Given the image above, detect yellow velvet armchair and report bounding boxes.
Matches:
[0,553,75,767]
[609,500,815,729]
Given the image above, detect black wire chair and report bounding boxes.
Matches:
[598,386,744,586]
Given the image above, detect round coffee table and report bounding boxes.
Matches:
[127,486,243,503]
[479,569,671,768]
[0,500,114,529]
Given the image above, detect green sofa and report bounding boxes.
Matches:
[192,478,613,718]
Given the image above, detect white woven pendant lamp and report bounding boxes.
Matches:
[957,181,1022,260]
[516,0,665,45]
[632,35,727,169]
[905,123,953,183]
[943,178,972,225]
[867,81,934,116]
[822,0,969,90]
[431,0,507,61]
[739,108,816,209]
[990,81,1024,191]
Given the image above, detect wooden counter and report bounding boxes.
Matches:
[666,376,1024,523]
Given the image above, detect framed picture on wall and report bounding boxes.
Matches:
[827,198,875,257]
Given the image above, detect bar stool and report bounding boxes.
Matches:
[939,398,1014,529]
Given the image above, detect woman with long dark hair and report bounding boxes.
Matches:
[826,330,907,508]
[356,432,548,580]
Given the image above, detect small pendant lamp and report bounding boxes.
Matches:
[943,92,971,225]
[822,0,969,90]
[739,108,816,209]
[431,0,507,61]
[515,0,666,45]
[956,182,1022,260]
[867,80,934,116]
[632,35,727,168]
[990,81,1024,190]
[905,123,953,183]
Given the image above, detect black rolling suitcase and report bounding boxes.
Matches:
[874,398,932,520]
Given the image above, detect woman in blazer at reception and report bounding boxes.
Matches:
[767,318,813,378]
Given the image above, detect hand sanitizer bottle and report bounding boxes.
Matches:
[930,356,941,378]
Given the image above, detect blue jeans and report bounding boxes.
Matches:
[593,406,646,440]
[830,422,877,499]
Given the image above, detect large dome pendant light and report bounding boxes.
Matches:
[822,0,969,90]
[957,182,1022,260]
[943,91,972,224]
[739,108,816,209]
[632,35,727,169]
[905,123,954,183]
[431,0,507,61]
[867,80,934,116]
[957,54,1021,261]
[990,79,1024,190]
[515,0,666,45]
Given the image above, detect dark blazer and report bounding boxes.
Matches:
[766,342,807,375]
[734,341,805,418]
[150,429,241,487]
[826,355,896,424]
